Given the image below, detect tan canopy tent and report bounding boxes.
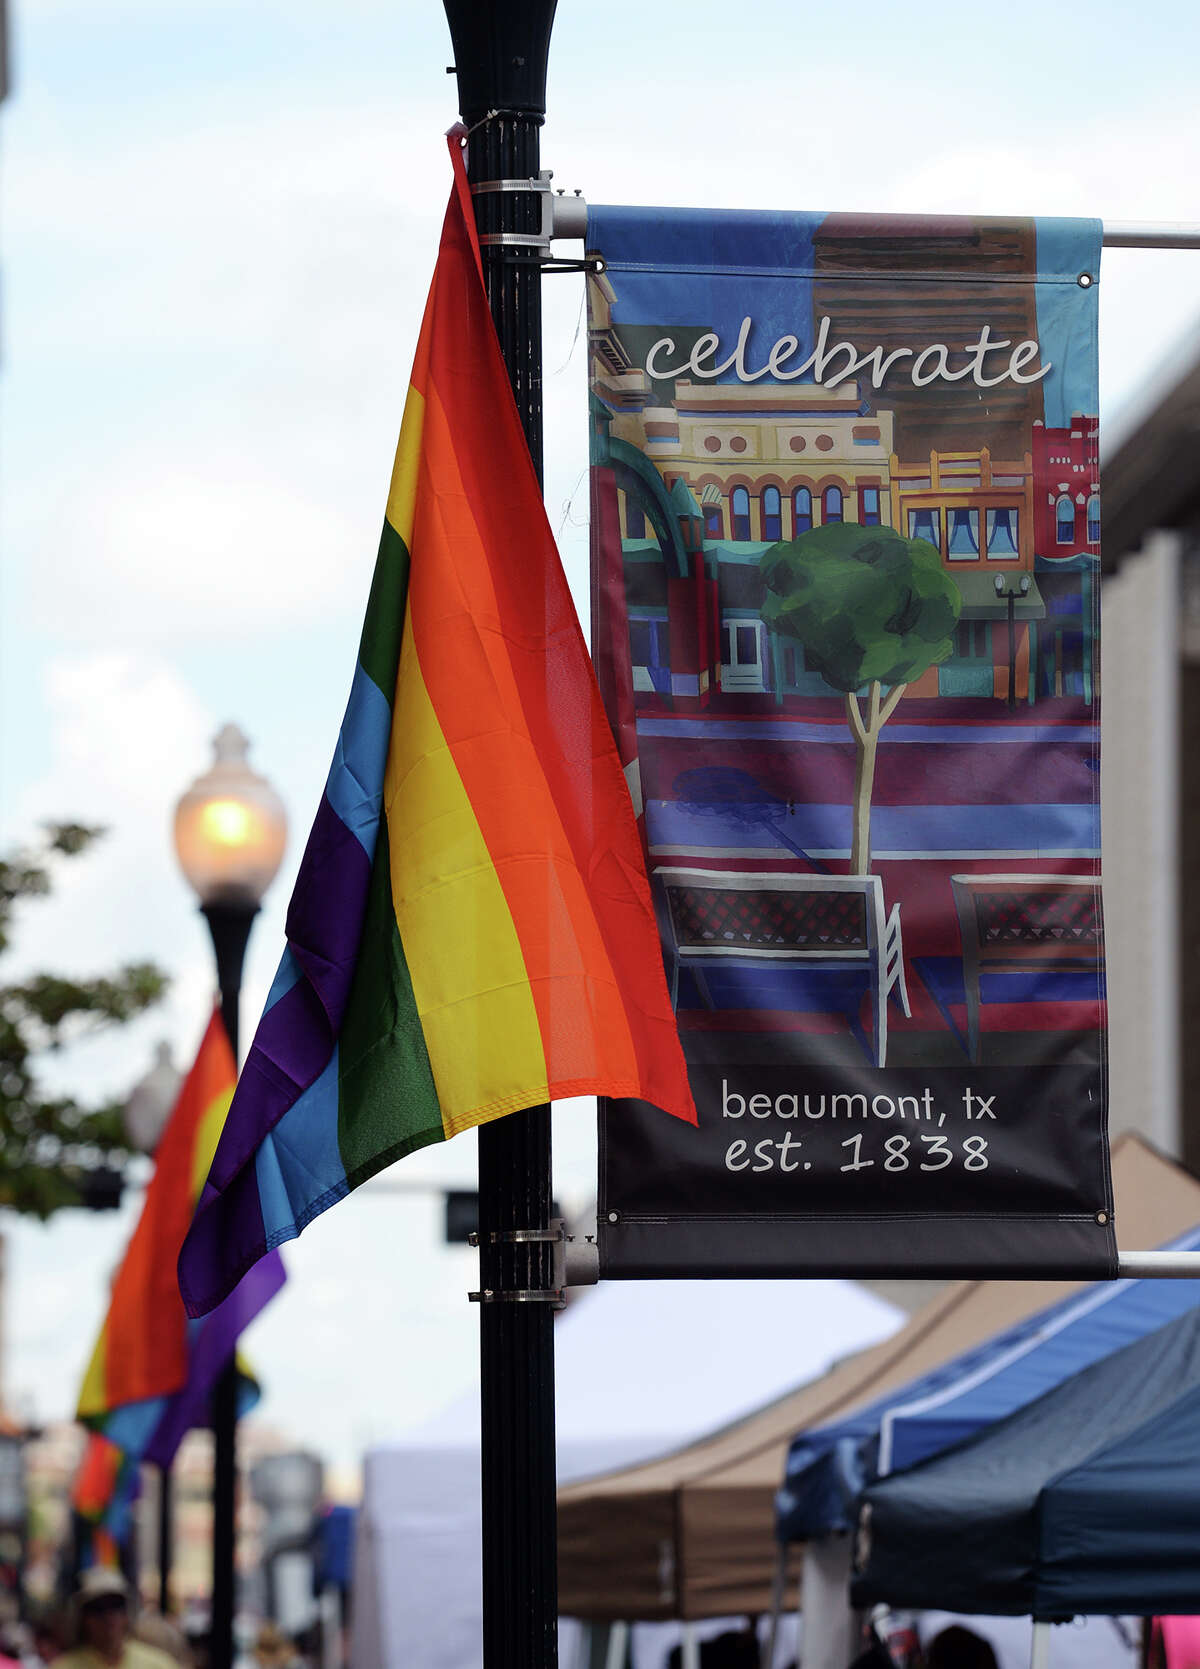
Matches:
[558,1135,1200,1622]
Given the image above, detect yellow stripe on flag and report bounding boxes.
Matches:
[77,1329,108,1421]
[385,385,425,549]
[385,617,549,1133]
[191,1088,234,1204]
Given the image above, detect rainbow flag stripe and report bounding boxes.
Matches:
[71,1432,127,1520]
[78,1013,284,1466]
[178,136,694,1318]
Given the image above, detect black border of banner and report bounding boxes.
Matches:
[597,1091,1118,1281]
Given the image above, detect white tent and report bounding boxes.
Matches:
[350,1276,901,1669]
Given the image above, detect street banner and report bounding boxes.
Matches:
[588,208,1113,1277]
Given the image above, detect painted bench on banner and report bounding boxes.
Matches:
[950,873,1104,1064]
[654,866,911,1068]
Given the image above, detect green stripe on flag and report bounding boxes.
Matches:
[357,518,411,703]
[337,815,443,1183]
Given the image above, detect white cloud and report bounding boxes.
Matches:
[2,652,220,1086]
[34,449,367,641]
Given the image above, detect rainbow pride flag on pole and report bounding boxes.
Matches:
[70,1431,140,1553]
[78,1012,285,1465]
[178,135,694,1319]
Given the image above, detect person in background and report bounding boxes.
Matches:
[128,1615,191,1668]
[249,1625,302,1669]
[25,1613,67,1665]
[1152,1617,1200,1669]
[925,1626,999,1669]
[54,1570,176,1669]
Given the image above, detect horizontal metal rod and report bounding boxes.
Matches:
[1116,1250,1200,1276]
[551,203,1200,251]
[1102,222,1200,249]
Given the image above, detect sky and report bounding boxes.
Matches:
[2,0,1200,1479]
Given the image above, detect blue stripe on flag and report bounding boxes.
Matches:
[324,663,392,858]
[102,1397,168,1454]
[264,948,303,1014]
[255,1046,350,1246]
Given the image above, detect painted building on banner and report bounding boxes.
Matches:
[810,215,1044,464]
[889,445,1038,701]
[1032,414,1101,703]
[589,268,1060,710]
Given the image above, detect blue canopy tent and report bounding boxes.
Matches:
[852,1304,1200,1618]
[776,1222,1200,1544]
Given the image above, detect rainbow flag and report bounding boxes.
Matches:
[77,1013,285,1464]
[71,1432,128,1521]
[70,1431,140,1550]
[178,134,694,1318]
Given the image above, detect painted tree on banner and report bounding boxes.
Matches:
[760,524,961,873]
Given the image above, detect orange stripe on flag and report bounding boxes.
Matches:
[408,377,642,1093]
[83,1013,236,1414]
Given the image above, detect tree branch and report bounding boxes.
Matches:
[879,683,908,726]
[845,691,867,747]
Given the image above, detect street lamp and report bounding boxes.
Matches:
[122,1042,182,1158]
[173,723,286,1667]
[994,572,1032,711]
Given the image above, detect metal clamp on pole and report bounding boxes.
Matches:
[470,1225,565,1246]
[469,1287,566,1305]
[469,171,592,269]
[467,1217,597,1304]
[471,172,554,249]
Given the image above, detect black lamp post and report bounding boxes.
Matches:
[174,724,286,1668]
[441,6,560,1666]
[995,572,1032,710]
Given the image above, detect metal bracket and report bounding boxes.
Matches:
[496,253,603,275]
[469,1288,565,1305]
[467,1216,598,1307]
[469,1225,565,1247]
[469,171,588,252]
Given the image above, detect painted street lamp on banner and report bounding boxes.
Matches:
[995,573,1032,711]
[173,723,287,1667]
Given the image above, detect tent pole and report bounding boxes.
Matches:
[603,1621,629,1669]
[1031,1620,1052,1669]
[761,1542,789,1668]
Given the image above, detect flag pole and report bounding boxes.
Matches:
[442,5,560,1665]
[202,901,257,1669]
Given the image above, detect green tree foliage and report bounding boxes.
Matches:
[0,824,169,1216]
[761,523,961,872]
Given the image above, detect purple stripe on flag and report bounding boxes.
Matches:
[181,1163,278,1317]
[285,791,375,1025]
[155,1251,286,1448]
[202,793,373,1200]
[206,979,332,1192]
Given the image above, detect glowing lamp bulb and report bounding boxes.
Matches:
[173,725,287,907]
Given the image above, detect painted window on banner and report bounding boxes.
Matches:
[762,485,783,541]
[731,485,751,540]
